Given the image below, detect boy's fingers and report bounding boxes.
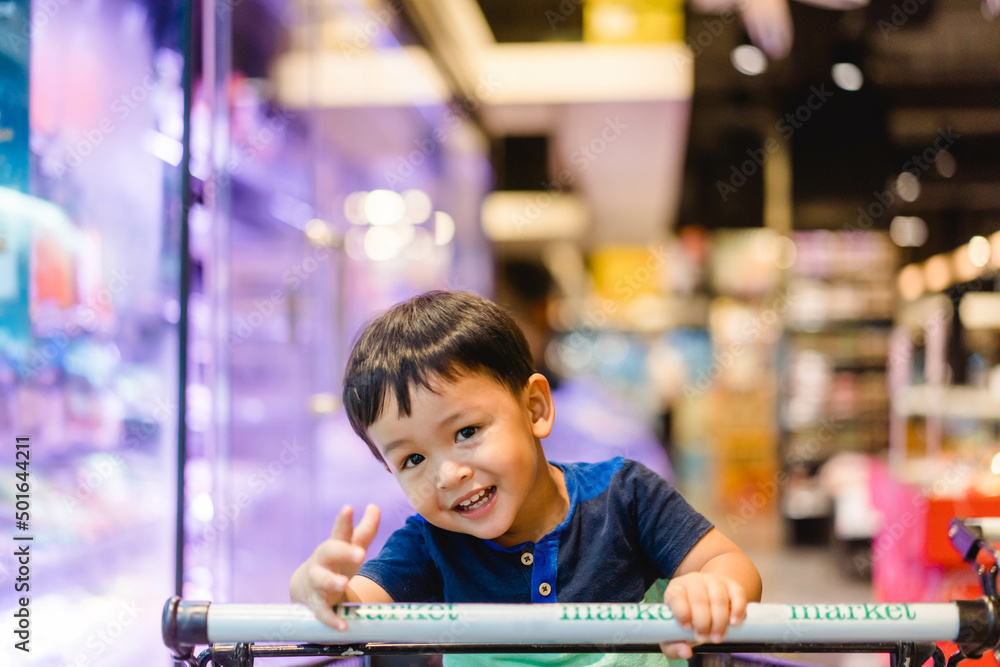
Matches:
[683,580,711,641]
[351,504,381,551]
[329,505,355,543]
[659,641,693,660]
[308,567,349,602]
[664,583,693,630]
[704,577,730,642]
[726,579,748,625]
[309,592,348,631]
[315,537,367,570]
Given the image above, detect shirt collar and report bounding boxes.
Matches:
[482,460,579,552]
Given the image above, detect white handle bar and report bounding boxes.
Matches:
[168,601,977,646]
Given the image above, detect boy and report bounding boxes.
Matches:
[290,291,762,662]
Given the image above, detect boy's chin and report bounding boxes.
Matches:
[430,514,510,541]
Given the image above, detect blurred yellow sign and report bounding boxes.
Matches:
[584,0,685,44]
[590,245,667,301]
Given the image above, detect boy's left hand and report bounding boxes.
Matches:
[660,572,748,660]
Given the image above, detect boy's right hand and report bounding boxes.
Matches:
[290,504,380,630]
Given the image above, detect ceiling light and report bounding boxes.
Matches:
[363,226,404,261]
[305,219,337,247]
[895,172,921,203]
[344,192,366,225]
[969,235,991,268]
[924,254,951,292]
[191,493,214,522]
[954,244,980,282]
[934,150,956,178]
[403,190,432,224]
[889,216,928,247]
[363,190,406,226]
[897,264,924,301]
[731,45,767,76]
[831,63,863,91]
[434,211,455,246]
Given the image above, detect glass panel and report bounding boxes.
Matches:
[179,1,494,642]
[0,1,186,665]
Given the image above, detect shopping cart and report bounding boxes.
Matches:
[162,518,1000,667]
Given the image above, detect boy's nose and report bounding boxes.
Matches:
[436,459,472,489]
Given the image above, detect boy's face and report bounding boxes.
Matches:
[367,371,555,545]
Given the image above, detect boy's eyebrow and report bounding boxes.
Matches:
[382,439,410,458]
[437,408,472,429]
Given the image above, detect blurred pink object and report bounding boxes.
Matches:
[869,458,943,602]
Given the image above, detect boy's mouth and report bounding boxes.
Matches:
[453,486,497,513]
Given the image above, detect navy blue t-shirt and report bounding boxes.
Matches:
[357,457,713,604]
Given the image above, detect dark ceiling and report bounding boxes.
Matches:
[476,0,1000,263]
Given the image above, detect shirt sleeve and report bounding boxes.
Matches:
[356,515,444,602]
[625,460,714,578]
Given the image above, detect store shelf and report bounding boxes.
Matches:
[786,318,894,332]
[894,384,1000,419]
[779,232,898,542]
[786,417,889,431]
[832,362,889,372]
[780,481,833,519]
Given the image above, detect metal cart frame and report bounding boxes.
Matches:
[163,518,1000,667]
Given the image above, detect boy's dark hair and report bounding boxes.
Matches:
[343,291,535,462]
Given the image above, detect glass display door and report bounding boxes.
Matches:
[0,1,188,664]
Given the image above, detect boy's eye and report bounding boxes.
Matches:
[456,426,478,442]
[402,453,424,469]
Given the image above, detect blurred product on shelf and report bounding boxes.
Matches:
[871,233,1000,611]
[779,231,898,546]
[704,231,784,516]
[513,230,792,517]
[870,458,1000,602]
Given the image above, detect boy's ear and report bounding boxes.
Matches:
[524,372,555,439]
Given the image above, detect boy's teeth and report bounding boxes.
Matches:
[458,487,492,509]
[460,490,485,507]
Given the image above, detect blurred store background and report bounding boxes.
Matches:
[0,0,999,665]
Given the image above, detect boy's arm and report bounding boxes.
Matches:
[673,528,762,603]
[661,528,762,658]
[345,574,394,603]
[290,504,391,629]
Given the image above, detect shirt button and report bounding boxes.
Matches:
[539,582,551,596]
[521,552,533,566]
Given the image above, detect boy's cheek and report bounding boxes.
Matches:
[403,479,438,510]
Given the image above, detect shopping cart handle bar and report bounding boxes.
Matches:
[162,598,999,655]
